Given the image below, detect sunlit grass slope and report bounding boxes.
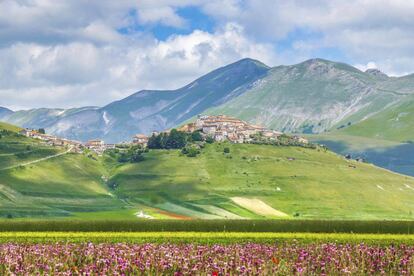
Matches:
[3,121,414,220]
[0,123,123,218]
[0,121,22,133]
[109,143,414,220]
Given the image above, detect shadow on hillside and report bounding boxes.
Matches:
[316,140,414,177]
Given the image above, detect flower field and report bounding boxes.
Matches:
[2,242,414,275]
[3,231,414,274]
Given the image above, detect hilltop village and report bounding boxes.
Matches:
[179,115,308,144]
[19,115,308,155]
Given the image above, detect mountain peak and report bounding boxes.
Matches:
[231,58,270,69]
[301,58,332,65]
[365,68,389,80]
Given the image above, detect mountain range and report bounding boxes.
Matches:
[1,58,413,144]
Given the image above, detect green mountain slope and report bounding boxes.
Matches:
[206,59,403,134]
[335,94,414,143]
[108,143,414,220]
[377,74,414,94]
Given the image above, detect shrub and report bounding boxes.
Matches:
[182,145,200,157]
[116,146,145,163]
[205,136,214,144]
[223,147,230,154]
[187,147,199,157]
[190,131,203,142]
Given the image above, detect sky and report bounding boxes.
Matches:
[1,0,414,110]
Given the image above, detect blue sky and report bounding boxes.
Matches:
[0,0,414,109]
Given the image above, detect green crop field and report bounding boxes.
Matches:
[3,220,414,234]
[2,231,414,245]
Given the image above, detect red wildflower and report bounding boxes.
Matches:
[272,257,280,265]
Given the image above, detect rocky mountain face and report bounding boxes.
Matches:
[365,69,389,81]
[1,58,413,143]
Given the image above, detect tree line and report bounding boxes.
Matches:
[147,129,206,149]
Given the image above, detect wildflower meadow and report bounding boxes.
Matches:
[2,242,414,275]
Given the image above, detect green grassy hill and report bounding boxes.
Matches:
[0,123,123,218]
[3,120,414,220]
[0,121,22,133]
[109,143,414,220]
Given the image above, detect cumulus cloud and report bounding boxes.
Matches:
[0,21,276,109]
[1,0,414,109]
[354,62,378,72]
[201,0,414,75]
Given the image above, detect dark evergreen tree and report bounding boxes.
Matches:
[191,131,203,142]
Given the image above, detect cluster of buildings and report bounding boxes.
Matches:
[19,129,116,155]
[19,115,308,154]
[133,115,308,146]
[84,139,115,155]
[179,115,290,143]
[132,134,149,147]
[19,129,83,152]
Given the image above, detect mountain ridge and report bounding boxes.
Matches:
[1,57,413,143]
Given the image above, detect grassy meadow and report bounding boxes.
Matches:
[109,143,414,220]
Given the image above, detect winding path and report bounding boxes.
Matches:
[0,146,73,171]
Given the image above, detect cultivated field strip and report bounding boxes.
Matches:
[2,232,414,244]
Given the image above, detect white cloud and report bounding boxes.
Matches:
[0,22,276,110]
[1,0,414,110]
[200,0,414,75]
[354,62,378,72]
[137,6,186,28]
[136,23,276,88]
